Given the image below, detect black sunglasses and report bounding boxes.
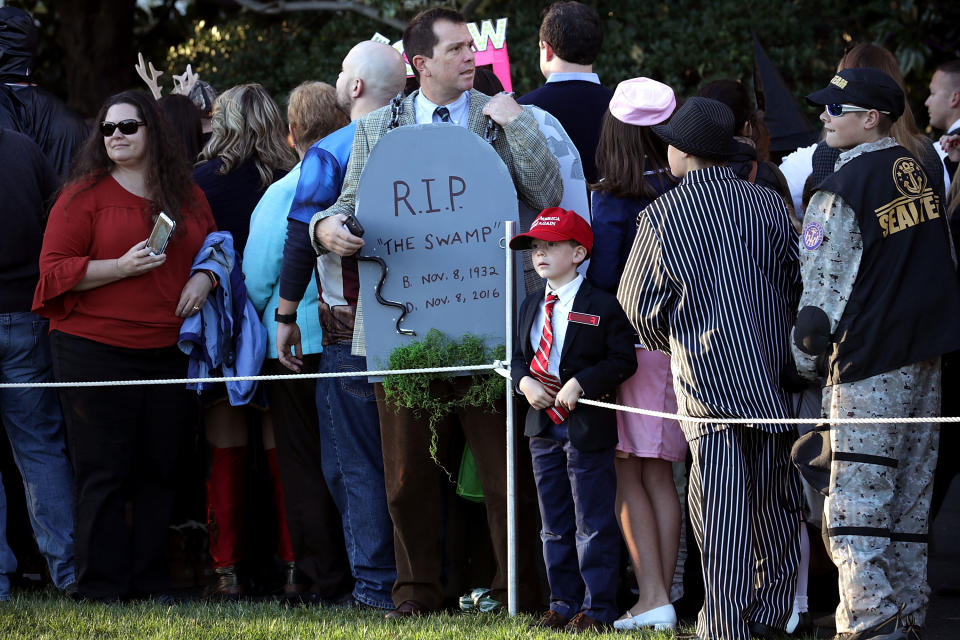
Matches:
[100,120,147,136]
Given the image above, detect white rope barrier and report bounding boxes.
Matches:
[487,367,960,425]
[0,363,497,389]
[10,358,957,425]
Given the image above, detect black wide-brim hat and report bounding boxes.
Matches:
[806,67,905,122]
[651,96,738,160]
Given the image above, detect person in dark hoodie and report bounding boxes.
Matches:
[0,7,88,180]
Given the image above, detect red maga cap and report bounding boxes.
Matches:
[509,207,593,256]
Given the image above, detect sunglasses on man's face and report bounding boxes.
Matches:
[825,104,890,117]
[100,120,147,136]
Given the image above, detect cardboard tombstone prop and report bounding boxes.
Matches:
[355,124,518,378]
[517,106,590,295]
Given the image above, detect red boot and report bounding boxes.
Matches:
[266,447,301,593]
[206,446,246,597]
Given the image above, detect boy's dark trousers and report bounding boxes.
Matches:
[529,422,620,623]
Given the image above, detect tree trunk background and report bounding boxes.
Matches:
[56,0,137,117]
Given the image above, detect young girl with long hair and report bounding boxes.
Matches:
[587,77,685,632]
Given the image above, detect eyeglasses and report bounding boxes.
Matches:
[100,120,147,136]
[825,104,890,117]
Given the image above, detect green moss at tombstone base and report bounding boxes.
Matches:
[382,329,506,475]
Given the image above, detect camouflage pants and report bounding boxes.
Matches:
[823,358,940,634]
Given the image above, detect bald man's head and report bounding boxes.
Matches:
[336,41,407,115]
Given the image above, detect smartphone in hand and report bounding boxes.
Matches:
[343,214,364,238]
[147,212,176,255]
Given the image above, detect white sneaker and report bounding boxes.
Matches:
[612,603,677,630]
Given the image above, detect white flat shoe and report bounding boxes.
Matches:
[785,608,799,634]
[612,603,677,630]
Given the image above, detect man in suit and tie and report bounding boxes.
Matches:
[308,6,563,619]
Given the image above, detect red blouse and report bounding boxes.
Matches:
[33,175,217,349]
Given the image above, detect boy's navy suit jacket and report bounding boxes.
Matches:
[511,278,638,451]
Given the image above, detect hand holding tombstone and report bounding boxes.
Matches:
[481,92,522,127]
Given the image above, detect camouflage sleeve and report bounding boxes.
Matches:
[501,108,563,211]
[791,190,862,380]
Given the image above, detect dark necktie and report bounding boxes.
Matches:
[529,292,567,424]
[435,106,451,123]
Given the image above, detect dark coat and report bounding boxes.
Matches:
[511,278,637,451]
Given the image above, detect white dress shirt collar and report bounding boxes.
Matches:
[546,272,584,305]
[414,89,470,127]
[546,72,601,85]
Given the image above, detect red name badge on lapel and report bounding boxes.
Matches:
[568,312,600,326]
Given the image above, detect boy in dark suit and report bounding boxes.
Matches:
[509,208,637,632]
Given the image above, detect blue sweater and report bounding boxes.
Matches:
[193,156,285,257]
[243,162,324,359]
[518,80,613,184]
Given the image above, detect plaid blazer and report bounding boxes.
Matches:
[309,89,563,353]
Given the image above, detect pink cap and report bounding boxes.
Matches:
[608,77,676,126]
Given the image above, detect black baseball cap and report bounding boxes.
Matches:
[806,67,904,122]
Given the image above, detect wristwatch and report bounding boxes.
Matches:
[274,310,298,324]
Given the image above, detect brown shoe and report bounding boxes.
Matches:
[532,610,570,629]
[210,566,243,599]
[384,600,429,620]
[564,612,612,633]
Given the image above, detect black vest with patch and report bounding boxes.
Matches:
[818,145,960,384]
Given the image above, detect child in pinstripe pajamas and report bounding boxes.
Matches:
[618,97,804,640]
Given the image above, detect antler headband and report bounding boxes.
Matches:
[135,52,201,100]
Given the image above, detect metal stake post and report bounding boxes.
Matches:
[504,219,517,616]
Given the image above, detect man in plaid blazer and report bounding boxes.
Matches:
[308,6,562,620]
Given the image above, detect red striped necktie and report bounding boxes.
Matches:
[529,292,567,424]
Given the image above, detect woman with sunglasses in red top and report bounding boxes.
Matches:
[33,89,217,602]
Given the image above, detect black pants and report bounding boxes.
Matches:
[263,357,352,597]
[51,331,192,600]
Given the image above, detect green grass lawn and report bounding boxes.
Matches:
[0,591,828,639]
[0,591,694,640]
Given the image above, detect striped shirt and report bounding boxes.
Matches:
[617,165,800,439]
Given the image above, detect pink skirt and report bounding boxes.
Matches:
[615,348,687,462]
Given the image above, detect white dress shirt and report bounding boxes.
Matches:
[545,71,601,85]
[414,90,470,127]
[933,116,959,191]
[529,273,584,380]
